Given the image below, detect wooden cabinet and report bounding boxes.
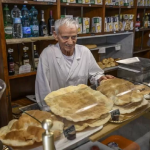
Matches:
[0,0,149,127]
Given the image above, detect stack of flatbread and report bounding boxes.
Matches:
[97,78,149,114]
[0,110,64,147]
[44,84,113,131]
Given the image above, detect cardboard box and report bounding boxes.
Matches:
[83,18,90,33]
[82,0,91,4]
[92,17,102,33]
[61,15,73,18]
[74,17,82,34]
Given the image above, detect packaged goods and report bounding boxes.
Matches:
[113,16,119,31]
[124,0,130,6]
[107,17,113,32]
[129,14,134,30]
[123,14,130,31]
[83,18,90,33]
[61,0,67,2]
[119,0,124,6]
[137,0,144,6]
[92,17,102,33]
[61,15,73,18]
[82,0,91,4]
[129,0,134,6]
[105,0,112,5]
[104,17,108,32]
[74,17,82,34]
[95,0,103,4]
[67,0,76,3]
[76,0,82,3]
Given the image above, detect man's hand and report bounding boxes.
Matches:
[99,75,115,82]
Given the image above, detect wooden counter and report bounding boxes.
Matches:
[89,103,150,142]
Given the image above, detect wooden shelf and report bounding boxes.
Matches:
[61,3,102,7]
[6,36,55,44]
[135,28,150,32]
[2,0,57,5]
[137,6,150,9]
[9,71,36,79]
[133,47,150,54]
[12,98,34,106]
[105,5,135,8]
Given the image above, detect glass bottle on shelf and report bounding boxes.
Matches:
[144,13,148,28]
[3,4,13,39]
[21,5,31,38]
[148,13,150,28]
[48,10,55,36]
[22,46,30,65]
[39,10,48,36]
[135,13,141,29]
[30,16,39,37]
[11,5,22,38]
[7,48,15,75]
[33,45,39,70]
[30,6,38,17]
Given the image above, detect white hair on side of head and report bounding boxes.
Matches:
[54,18,79,34]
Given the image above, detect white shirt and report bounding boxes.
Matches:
[63,53,75,74]
[35,43,104,111]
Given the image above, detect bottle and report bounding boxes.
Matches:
[39,10,48,36]
[30,16,39,37]
[148,13,150,28]
[48,10,55,36]
[21,5,31,37]
[11,5,22,38]
[33,45,39,70]
[144,13,148,28]
[30,6,38,17]
[21,5,29,19]
[3,4,13,39]
[7,48,15,75]
[22,46,30,65]
[22,19,31,37]
[11,5,21,18]
[135,13,141,29]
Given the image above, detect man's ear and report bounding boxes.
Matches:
[53,31,58,41]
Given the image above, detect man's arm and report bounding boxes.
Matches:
[88,50,104,85]
[88,50,115,85]
[35,50,51,111]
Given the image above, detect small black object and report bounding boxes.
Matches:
[63,125,76,140]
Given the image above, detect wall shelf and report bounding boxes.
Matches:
[133,48,150,54]
[137,6,150,9]
[105,5,135,8]
[61,3,102,7]
[90,43,121,51]
[104,66,118,73]
[9,71,36,80]
[6,36,55,44]
[2,0,57,5]
[135,28,150,32]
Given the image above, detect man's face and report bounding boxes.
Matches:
[53,24,78,56]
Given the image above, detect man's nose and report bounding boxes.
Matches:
[67,37,73,44]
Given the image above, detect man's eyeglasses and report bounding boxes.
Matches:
[60,35,77,41]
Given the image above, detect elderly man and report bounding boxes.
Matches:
[35,18,114,110]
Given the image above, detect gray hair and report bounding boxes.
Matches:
[54,18,79,34]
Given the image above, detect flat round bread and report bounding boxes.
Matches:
[64,113,111,131]
[45,85,113,122]
[113,99,148,114]
[0,110,64,147]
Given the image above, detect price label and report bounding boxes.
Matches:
[110,109,120,119]
[63,125,75,138]
[127,5,131,8]
[98,47,106,53]
[19,64,31,74]
[89,4,91,6]
[115,45,121,51]
[66,2,69,5]
[8,48,13,53]
[24,1,28,3]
